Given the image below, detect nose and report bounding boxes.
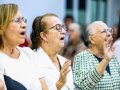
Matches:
[21,20,27,29]
[61,27,66,34]
[106,31,113,40]
[106,30,112,36]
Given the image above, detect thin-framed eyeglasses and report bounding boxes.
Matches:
[47,24,67,32]
[11,17,27,24]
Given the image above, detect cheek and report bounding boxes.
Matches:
[72,32,78,39]
[4,24,20,41]
[47,33,58,42]
[75,32,80,38]
[7,23,20,35]
[94,35,103,44]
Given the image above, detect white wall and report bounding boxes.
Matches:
[0,0,66,38]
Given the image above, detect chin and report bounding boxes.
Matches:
[60,43,65,48]
[18,39,25,45]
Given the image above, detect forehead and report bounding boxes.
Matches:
[69,24,80,29]
[69,23,80,32]
[14,10,23,18]
[45,16,62,26]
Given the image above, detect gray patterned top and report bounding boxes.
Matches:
[72,50,120,90]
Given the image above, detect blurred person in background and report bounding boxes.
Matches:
[64,15,74,45]
[73,21,120,90]
[31,13,74,90]
[114,14,120,64]
[60,23,86,63]
[64,15,74,28]
[112,23,118,43]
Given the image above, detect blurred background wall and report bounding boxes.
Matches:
[0,0,120,38]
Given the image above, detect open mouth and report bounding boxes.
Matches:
[60,37,64,40]
[20,31,26,35]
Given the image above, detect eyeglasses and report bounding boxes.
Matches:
[47,24,66,32]
[11,17,27,23]
[91,28,113,36]
[100,28,113,34]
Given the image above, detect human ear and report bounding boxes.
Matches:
[88,36,95,44]
[39,32,48,42]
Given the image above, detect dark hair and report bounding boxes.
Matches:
[64,15,74,22]
[30,16,42,50]
[30,13,58,51]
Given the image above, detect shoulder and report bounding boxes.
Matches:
[74,50,90,60]
[73,50,92,68]
[17,47,40,62]
[18,47,34,53]
[17,47,35,56]
[114,39,120,46]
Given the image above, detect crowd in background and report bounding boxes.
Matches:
[0,3,120,90]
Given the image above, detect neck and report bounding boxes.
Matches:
[0,41,18,57]
[89,45,104,58]
[40,43,59,62]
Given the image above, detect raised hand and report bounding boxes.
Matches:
[56,60,71,90]
[103,37,115,61]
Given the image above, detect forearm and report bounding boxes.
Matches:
[56,80,64,90]
[96,59,109,75]
[0,80,4,90]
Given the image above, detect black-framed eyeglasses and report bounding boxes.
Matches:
[11,17,27,23]
[47,24,66,32]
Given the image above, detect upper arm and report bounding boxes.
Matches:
[0,64,6,90]
[0,79,4,90]
[40,78,48,90]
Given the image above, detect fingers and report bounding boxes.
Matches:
[63,69,70,76]
[61,60,71,73]
[59,60,71,81]
[104,38,112,49]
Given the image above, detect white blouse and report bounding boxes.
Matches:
[34,47,75,90]
[0,47,43,90]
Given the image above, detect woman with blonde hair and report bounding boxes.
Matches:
[0,3,47,90]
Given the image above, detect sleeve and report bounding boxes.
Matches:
[72,53,103,90]
[0,64,7,90]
